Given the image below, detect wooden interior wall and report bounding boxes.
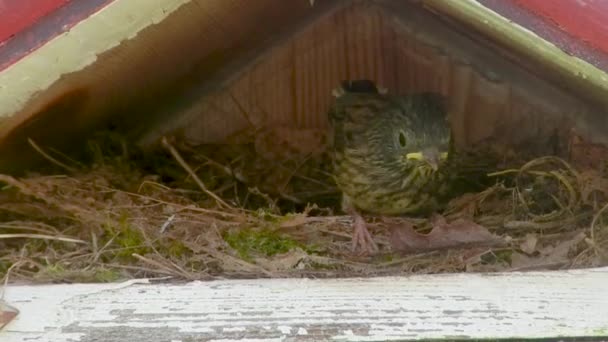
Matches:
[169,1,596,159]
[0,0,604,173]
[0,0,339,173]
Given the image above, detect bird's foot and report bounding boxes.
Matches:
[351,213,379,255]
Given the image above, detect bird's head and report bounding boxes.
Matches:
[329,81,451,177]
[373,92,451,175]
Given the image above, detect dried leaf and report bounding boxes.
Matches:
[579,170,608,204]
[0,300,19,331]
[510,252,542,270]
[254,248,308,272]
[519,233,538,255]
[569,129,608,172]
[510,232,586,270]
[544,232,586,261]
[389,215,505,253]
[444,193,478,219]
[279,214,310,228]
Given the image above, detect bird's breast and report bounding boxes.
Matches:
[333,151,442,216]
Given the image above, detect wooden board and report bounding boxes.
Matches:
[3,268,608,341]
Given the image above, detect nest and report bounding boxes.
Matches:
[1,129,608,283]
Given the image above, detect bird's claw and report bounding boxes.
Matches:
[351,214,379,255]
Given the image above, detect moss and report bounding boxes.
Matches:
[382,253,395,263]
[254,208,280,222]
[37,263,67,279]
[165,239,189,258]
[0,260,9,275]
[102,212,150,261]
[223,228,301,260]
[34,264,123,283]
[482,249,512,265]
[93,268,122,282]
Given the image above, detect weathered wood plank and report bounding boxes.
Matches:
[3,268,608,341]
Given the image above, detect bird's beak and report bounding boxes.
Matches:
[405,148,447,171]
[422,148,440,171]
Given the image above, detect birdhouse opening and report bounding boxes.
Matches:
[2,0,608,282]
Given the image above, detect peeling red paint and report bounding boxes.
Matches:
[512,0,608,54]
[0,0,71,43]
[1,0,608,75]
[0,0,114,71]
[480,0,608,73]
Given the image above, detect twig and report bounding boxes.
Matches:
[132,253,183,278]
[138,226,197,280]
[138,180,171,193]
[0,223,57,234]
[161,137,233,209]
[131,253,192,280]
[248,187,277,212]
[84,233,118,271]
[1,261,24,298]
[503,213,589,231]
[0,234,86,244]
[590,201,608,242]
[159,214,176,233]
[28,138,77,173]
[107,262,180,277]
[96,184,239,218]
[49,147,86,168]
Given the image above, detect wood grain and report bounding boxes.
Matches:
[4,268,608,341]
[172,0,598,156]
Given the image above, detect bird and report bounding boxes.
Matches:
[328,80,453,253]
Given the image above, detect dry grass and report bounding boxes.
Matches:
[1,132,608,284]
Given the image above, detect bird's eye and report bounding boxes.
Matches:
[346,131,354,143]
[398,130,407,148]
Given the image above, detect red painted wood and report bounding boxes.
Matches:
[512,0,608,55]
[0,0,71,44]
[0,0,114,71]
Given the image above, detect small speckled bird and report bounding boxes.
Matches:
[328,80,452,253]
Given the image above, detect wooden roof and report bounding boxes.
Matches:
[1,0,608,172]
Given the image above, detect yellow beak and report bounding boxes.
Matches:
[405,149,448,171]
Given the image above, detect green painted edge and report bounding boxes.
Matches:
[423,0,608,106]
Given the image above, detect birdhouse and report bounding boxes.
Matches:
[2,1,608,340]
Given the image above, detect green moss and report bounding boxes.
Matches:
[0,260,9,275]
[35,263,68,282]
[165,239,189,258]
[223,228,301,260]
[254,208,280,222]
[93,268,122,282]
[482,249,513,265]
[382,253,395,263]
[34,264,123,283]
[102,212,150,261]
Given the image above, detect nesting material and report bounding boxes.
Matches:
[1,129,608,284]
[2,0,608,290]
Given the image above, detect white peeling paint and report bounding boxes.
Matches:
[2,268,608,341]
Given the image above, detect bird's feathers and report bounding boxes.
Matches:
[328,80,452,216]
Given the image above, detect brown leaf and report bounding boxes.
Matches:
[542,232,586,261]
[510,232,586,271]
[519,233,538,255]
[0,300,19,331]
[579,170,608,205]
[279,214,311,228]
[254,248,308,272]
[569,129,608,171]
[444,193,478,219]
[389,215,505,253]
